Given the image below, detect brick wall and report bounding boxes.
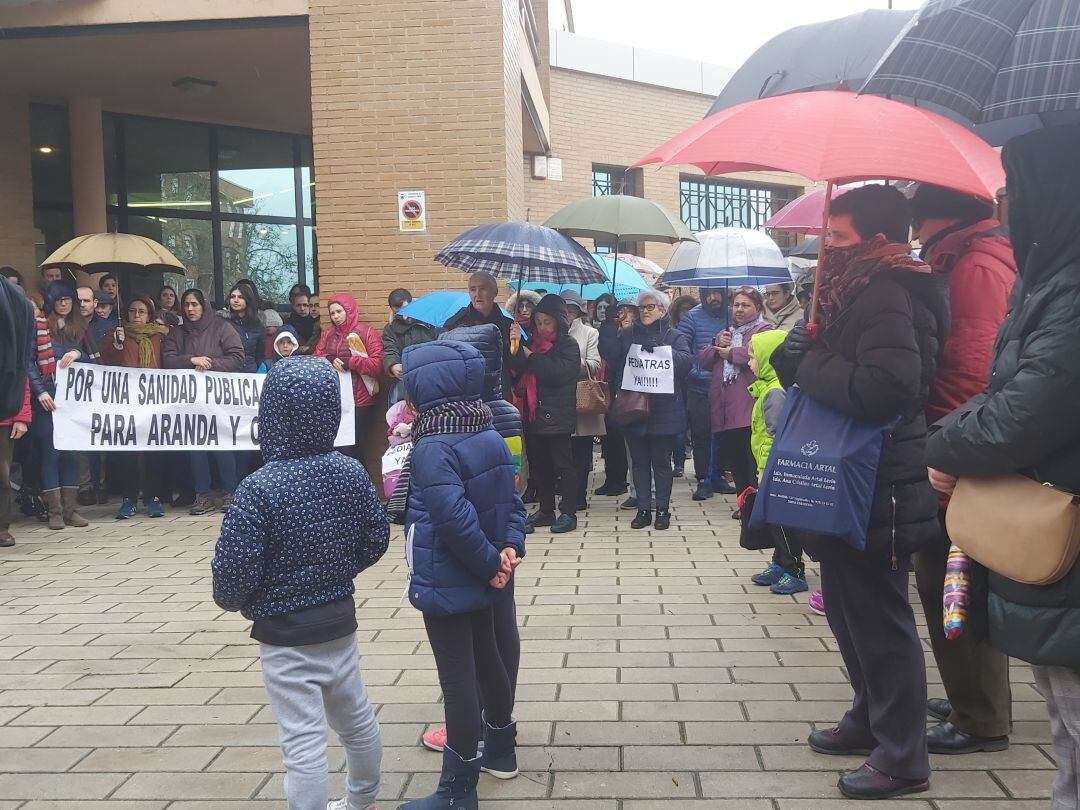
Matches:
[308,0,526,320]
[0,96,38,285]
[524,68,807,269]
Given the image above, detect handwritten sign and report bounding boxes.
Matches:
[52,363,355,451]
[620,344,674,394]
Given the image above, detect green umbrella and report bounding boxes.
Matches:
[544,195,696,296]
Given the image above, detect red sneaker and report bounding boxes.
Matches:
[421,726,447,752]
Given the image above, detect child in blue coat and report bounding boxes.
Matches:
[212,356,390,810]
[399,340,527,810]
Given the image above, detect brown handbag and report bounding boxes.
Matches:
[612,389,650,425]
[576,369,610,415]
[945,474,1080,586]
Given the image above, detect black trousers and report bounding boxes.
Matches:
[686,392,713,482]
[114,452,165,503]
[424,607,513,758]
[493,583,520,699]
[914,517,1012,738]
[526,431,576,516]
[570,436,594,505]
[717,426,756,496]
[626,433,675,512]
[771,526,805,577]
[819,542,930,780]
[600,415,628,487]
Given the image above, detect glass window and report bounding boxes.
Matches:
[30,105,73,206]
[33,208,74,267]
[221,221,299,304]
[128,216,215,299]
[124,117,212,211]
[301,139,315,220]
[303,226,317,289]
[217,129,297,218]
[103,115,121,207]
[592,164,628,197]
[680,177,798,235]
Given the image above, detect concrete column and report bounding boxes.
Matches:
[0,95,37,281]
[68,96,107,236]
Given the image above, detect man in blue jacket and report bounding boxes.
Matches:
[212,356,390,810]
[676,288,733,500]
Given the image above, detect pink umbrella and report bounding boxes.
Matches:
[765,183,867,235]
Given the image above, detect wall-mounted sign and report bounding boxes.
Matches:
[398,190,426,232]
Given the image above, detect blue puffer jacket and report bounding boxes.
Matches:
[676,298,729,394]
[212,356,390,621]
[439,323,522,440]
[402,341,526,616]
[226,314,264,374]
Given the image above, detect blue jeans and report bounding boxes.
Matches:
[30,410,78,490]
[190,451,238,495]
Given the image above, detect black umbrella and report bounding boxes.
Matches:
[862,0,1080,135]
[707,10,913,116]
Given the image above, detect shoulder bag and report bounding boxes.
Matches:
[576,368,609,415]
[945,474,1080,586]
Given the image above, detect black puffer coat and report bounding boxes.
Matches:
[773,269,949,566]
[509,296,580,436]
[926,124,1080,667]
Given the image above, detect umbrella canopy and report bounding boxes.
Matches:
[634,90,1005,201]
[434,221,606,286]
[616,253,664,286]
[663,227,789,289]
[862,0,1080,130]
[520,253,650,301]
[397,291,513,329]
[708,9,913,115]
[543,195,697,244]
[765,183,868,234]
[785,236,823,260]
[41,233,186,273]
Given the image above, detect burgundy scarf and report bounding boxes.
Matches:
[817,236,929,327]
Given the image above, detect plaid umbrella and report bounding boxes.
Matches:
[435,221,606,286]
[862,0,1080,128]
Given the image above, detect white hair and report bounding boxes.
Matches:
[635,288,670,310]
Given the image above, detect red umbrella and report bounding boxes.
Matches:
[765,183,867,235]
[634,90,1005,321]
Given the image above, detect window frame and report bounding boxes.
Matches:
[679,176,798,244]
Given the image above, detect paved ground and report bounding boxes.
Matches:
[0,469,1055,809]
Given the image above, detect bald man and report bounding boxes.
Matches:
[443,270,515,399]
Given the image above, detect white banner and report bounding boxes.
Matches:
[620,344,674,394]
[52,363,355,452]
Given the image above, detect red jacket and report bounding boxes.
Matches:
[314,293,384,408]
[924,219,1016,427]
[1,382,32,428]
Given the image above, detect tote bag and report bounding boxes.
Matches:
[749,386,896,551]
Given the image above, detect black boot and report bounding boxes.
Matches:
[480,716,518,779]
[654,510,671,530]
[524,510,555,534]
[397,745,480,809]
[551,514,577,534]
[692,481,713,501]
[630,509,652,529]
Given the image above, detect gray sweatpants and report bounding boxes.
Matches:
[1034,664,1080,810]
[260,633,381,810]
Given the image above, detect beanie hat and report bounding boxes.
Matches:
[262,309,284,329]
[44,281,76,315]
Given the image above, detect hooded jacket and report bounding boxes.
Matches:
[921,218,1016,425]
[773,262,950,566]
[402,341,526,616]
[314,293,384,408]
[211,356,390,639]
[748,329,789,475]
[926,124,1080,667]
[509,294,581,435]
[764,293,802,332]
[614,317,694,436]
[161,300,246,373]
[676,293,729,394]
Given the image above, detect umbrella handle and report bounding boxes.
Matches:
[808,180,833,326]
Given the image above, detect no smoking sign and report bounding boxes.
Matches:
[397,190,426,232]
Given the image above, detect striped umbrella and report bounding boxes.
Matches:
[434,221,606,287]
[862,0,1080,129]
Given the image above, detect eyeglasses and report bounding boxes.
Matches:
[128,308,148,316]
[639,303,660,312]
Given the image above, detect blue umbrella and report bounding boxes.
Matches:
[397,291,514,329]
[434,222,607,287]
[520,253,650,301]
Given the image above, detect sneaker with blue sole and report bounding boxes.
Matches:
[145,498,166,518]
[771,572,809,595]
[115,499,137,520]
[751,562,784,586]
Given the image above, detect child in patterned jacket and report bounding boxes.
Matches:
[212,355,391,810]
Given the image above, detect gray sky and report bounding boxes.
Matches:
[570,0,924,69]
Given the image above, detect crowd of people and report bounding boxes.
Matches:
[2,123,1079,808]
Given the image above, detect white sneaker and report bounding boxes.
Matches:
[327,802,377,810]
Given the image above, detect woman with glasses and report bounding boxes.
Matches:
[100,296,171,519]
[613,289,693,531]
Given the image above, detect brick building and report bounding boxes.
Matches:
[0,0,805,317]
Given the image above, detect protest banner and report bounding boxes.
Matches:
[380,441,412,498]
[620,344,674,394]
[52,363,355,451]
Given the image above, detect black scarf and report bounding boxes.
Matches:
[287,311,319,342]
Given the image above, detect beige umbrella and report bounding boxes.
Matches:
[616,253,664,286]
[41,233,186,273]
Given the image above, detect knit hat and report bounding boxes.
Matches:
[911,183,994,225]
[534,293,569,331]
[262,309,284,329]
[44,281,76,315]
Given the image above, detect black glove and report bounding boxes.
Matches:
[783,324,814,357]
[638,336,657,353]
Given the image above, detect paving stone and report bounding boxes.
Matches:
[74,745,220,772]
[113,772,268,799]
